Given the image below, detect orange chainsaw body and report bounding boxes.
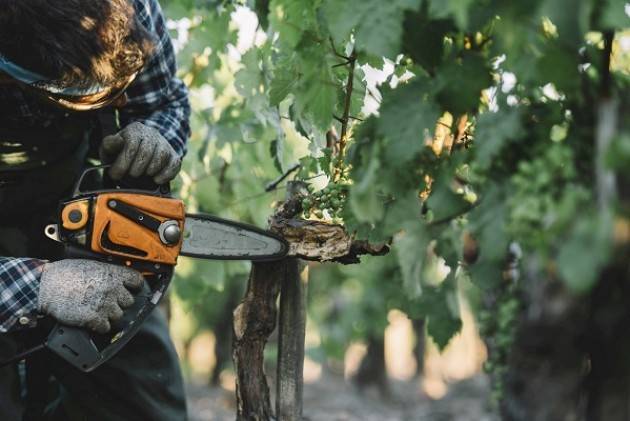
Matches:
[60,192,186,266]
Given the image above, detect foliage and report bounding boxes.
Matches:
[161,0,629,397]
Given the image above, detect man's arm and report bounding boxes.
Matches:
[118,0,191,157]
[0,257,45,332]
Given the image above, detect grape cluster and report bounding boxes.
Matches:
[301,182,349,220]
[477,283,521,405]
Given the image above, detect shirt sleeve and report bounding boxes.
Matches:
[0,257,45,333]
[119,0,191,157]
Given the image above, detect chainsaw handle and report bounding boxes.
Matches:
[73,164,170,197]
[45,262,173,372]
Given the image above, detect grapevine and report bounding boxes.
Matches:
[164,0,630,416]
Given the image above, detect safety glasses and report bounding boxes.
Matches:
[0,53,139,111]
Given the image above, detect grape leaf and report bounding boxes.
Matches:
[417,275,462,350]
[435,53,492,115]
[297,65,337,131]
[378,79,440,164]
[394,222,429,298]
[269,65,298,106]
[349,150,385,222]
[474,108,524,170]
[557,212,613,293]
[323,0,422,58]
[269,0,318,48]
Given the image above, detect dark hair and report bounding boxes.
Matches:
[0,0,155,87]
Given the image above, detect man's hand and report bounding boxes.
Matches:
[38,259,144,334]
[100,122,182,184]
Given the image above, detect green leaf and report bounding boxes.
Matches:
[394,222,429,298]
[466,186,509,290]
[378,79,440,164]
[474,108,524,170]
[606,133,630,170]
[599,0,630,29]
[426,301,462,350]
[468,260,504,290]
[349,150,385,222]
[382,192,423,234]
[420,275,462,350]
[297,65,337,131]
[426,175,470,222]
[427,0,475,29]
[539,0,590,46]
[254,0,271,29]
[557,212,613,293]
[269,0,318,48]
[469,186,509,262]
[235,49,264,99]
[402,13,456,72]
[323,0,422,58]
[435,53,492,115]
[535,42,580,93]
[269,67,298,106]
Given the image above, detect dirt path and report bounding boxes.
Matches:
[187,374,497,420]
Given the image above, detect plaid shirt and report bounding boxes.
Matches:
[0,0,190,333]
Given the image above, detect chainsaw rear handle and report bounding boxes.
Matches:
[45,245,173,372]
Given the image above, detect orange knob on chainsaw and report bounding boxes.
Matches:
[61,199,90,231]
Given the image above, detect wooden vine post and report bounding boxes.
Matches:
[232,180,388,420]
[276,258,308,420]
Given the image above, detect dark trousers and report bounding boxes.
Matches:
[0,159,187,420]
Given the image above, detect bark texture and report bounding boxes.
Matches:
[269,195,389,264]
[232,261,283,420]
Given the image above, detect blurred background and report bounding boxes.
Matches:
[154,0,630,417]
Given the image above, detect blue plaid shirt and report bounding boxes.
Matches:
[0,0,190,333]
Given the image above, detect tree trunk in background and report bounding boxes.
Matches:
[211,280,243,386]
[586,266,630,421]
[232,261,284,420]
[501,277,588,421]
[412,319,425,377]
[353,335,390,399]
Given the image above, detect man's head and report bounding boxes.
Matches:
[0,0,155,88]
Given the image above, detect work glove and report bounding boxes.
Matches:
[100,122,182,185]
[38,259,144,334]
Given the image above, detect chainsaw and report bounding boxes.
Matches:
[3,165,288,372]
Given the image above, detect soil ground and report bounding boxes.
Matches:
[186,373,498,420]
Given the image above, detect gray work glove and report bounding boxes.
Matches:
[38,259,144,334]
[100,122,182,185]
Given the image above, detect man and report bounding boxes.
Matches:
[0,0,190,419]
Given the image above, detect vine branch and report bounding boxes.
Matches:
[339,48,357,160]
[269,194,390,264]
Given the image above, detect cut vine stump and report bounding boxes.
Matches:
[232,181,389,420]
[232,261,283,420]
